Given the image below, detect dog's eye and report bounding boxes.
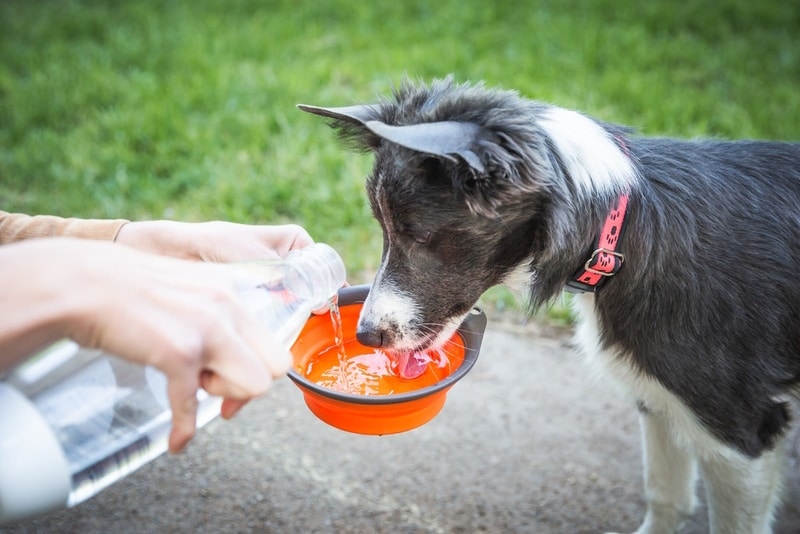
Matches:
[414,230,431,244]
[402,225,430,244]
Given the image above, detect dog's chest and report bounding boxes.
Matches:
[569,293,728,456]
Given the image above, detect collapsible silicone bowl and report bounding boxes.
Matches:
[288,285,487,435]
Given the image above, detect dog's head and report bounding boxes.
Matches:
[300,77,634,353]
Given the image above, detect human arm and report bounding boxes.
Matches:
[0,211,314,262]
[0,211,128,243]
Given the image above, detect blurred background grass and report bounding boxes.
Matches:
[1,0,798,315]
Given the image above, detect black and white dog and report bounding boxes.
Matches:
[299,77,800,533]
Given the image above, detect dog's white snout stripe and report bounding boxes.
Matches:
[364,285,418,327]
[358,282,420,346]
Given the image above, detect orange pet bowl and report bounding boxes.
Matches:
[288,285,487,435]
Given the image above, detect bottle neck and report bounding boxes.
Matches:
[282,243,347,309]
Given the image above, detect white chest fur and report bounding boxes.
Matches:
[570,293,737,460]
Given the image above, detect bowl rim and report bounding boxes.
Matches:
[288,284,487,405]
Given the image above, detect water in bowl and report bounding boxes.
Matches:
[304,301,455,396]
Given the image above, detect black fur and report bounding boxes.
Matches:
[305,77,800,458]
[612,138,800,456]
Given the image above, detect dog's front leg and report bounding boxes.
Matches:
[633,410,698,534]
[698,435,787,534]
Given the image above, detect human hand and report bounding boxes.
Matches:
[116,220,314,262]
[117,219,339,314]
[0,238,292,453]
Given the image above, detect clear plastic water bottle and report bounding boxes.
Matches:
[0,243,346,525]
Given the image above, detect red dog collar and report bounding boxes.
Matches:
[566,193,630,293]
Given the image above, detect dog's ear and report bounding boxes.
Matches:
[297,104,377,125]
[297,104,383,151]
[298,104,486,173]
[363,120,485,174]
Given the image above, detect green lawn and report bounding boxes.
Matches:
[1,0,798,303]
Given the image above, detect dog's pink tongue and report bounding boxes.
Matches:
[394,351,428,379]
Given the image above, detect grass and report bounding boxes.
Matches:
[1,0,799,315]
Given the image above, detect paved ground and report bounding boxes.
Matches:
[3,319,799,533]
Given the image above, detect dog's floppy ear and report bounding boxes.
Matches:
[363,120,485,174]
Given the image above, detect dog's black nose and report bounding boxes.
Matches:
[356,326,384,348]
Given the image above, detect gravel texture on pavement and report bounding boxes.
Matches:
[3,323,799,533]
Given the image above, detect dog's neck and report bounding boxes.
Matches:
[569,131,632,292]
[536,108,635,294]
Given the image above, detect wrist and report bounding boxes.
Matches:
[115,220,198,260]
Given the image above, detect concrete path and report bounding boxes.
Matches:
[3,323,799,533]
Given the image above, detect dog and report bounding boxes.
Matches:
[299,76,800,533]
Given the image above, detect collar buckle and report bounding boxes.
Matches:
[584,248,625,277]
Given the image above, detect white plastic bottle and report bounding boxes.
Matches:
[0,243,346,525]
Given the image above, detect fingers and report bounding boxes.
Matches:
[282,224,315,251]
[200,330,273,398]
[198,368,264,401]
[200,304,292,393]
[164,321,274,454]
[238,222,314,258]
[115,219,319,266]
[237,315,294,378]
[183,222,317,263]
[166,376,201,453]
[168,299,293,451]
[220,397,250,419]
